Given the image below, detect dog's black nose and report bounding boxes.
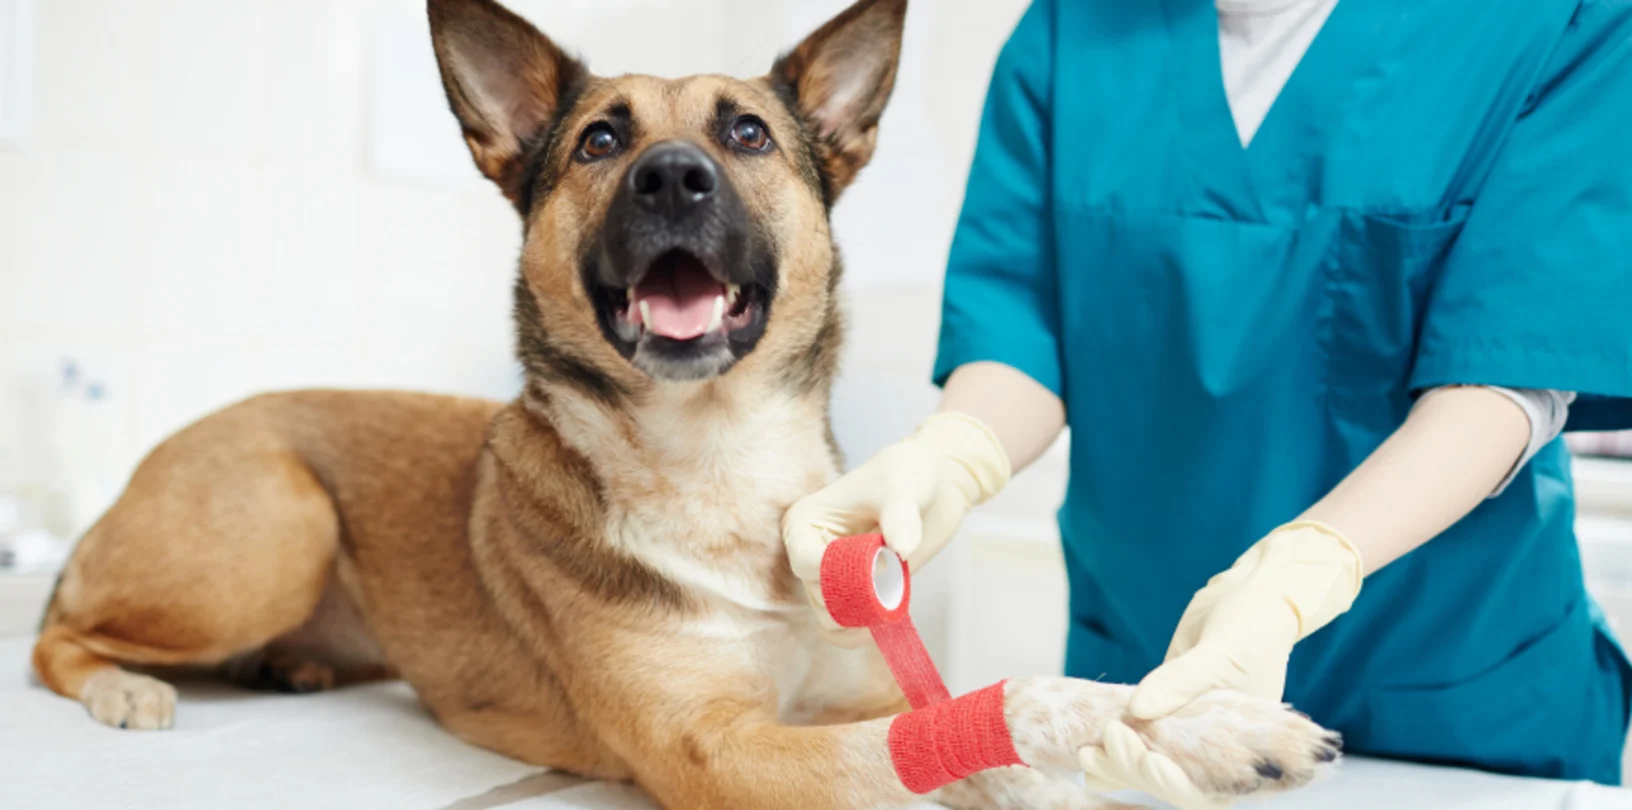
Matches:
[629,141,718,220]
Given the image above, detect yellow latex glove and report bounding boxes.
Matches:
[1127,521,1363,717]
[1078,721,1229,810]
[1077,522,1362,809]
[782,411,1010,644]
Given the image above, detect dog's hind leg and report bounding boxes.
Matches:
[221,567,397,695]
[32,401,342,729]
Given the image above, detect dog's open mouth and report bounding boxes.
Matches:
[599,250,766,346]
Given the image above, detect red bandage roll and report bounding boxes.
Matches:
[819,534,1026,793]
[819,534,950,709]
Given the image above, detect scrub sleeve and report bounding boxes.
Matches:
[1409,0,1632,431]
[932,0,1064,399]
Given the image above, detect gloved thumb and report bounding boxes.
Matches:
[782,504,835,582]
[878,494,926,562]
[1128,645,1239,720]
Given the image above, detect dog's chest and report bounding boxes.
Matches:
[601,397,834,616]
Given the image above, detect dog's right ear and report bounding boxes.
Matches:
[428,0,585,204]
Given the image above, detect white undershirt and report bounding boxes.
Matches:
[1213,0,1568,493]
[1217,0,1338,147]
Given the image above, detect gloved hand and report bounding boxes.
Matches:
[1077,721,1227,810]
[1127,521,1364,717]
[782,411,1010,644]
[1076,521,1363,808]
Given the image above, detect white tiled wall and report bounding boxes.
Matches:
[0,0,1033,542]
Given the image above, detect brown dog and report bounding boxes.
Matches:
[31,1,1340,807]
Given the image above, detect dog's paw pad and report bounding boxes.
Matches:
[81,669,176,731]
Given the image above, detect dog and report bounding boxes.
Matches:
[31,1,1340,807]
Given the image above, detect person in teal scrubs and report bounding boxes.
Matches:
[783,0,1632,798]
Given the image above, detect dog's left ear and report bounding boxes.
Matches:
[429,0,586,206]
[772,0,907,202]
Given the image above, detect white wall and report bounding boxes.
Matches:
[0,0,1036,547]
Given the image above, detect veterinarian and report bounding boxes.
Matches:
[784,0,1632,802]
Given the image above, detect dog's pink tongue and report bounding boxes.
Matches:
[635,260,722,341]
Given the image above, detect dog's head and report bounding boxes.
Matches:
[428,0,906,396]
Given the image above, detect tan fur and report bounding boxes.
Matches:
[32,1,1340,807]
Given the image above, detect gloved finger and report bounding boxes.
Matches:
[1128,646,1241,720]
[1161,598,1216,663]
[1247,664,1288,704]
[1076,746,1129,793]
[783,502,845,582]
[877,496,925,562]
[1103,723,1225,810]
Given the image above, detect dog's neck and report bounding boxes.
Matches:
[521,369,838,616]
[524,370,835,479]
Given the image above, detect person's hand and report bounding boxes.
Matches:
[1127,521,1363,717]
[1076,721,1226,810]
[782,411,1009,644]
[1075,522,1361,807]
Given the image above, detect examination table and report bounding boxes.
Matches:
[1,637,1624,810]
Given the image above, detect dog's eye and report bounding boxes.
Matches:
[728,116,772,153]
[577,124,620,160]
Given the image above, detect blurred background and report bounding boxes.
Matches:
[0,0,1630,697]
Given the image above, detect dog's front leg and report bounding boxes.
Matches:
[615,697,919,810]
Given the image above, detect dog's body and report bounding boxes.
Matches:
[32,1,1340,807]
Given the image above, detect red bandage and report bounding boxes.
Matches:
[819,534,1026,793]
[888,681,1023,794]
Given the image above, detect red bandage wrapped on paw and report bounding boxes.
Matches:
[818,536,1027,793]
[887,681,1025,794]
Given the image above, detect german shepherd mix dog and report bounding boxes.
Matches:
[32,0,1340,807]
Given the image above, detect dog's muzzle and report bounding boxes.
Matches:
[585,140,776,382]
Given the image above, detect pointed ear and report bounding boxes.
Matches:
[428,0,587,205]
[771,0,907,202]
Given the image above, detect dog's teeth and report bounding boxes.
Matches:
[614,314,640,342]
[638,299,651,330]
[707,295,725,333]
[726,284,741,307]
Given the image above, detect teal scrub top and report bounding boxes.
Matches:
[934,0,1632,786]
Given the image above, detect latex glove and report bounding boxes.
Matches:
[783,411,1010,644]
[1078,721,1226,810]
[1131,521,1365,718]
[1076,522,1361,808]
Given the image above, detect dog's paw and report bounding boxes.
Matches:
[1133,689,1339,799]
[230,651,337,694]
[1002,676,1338,804]
[80,668,177,730]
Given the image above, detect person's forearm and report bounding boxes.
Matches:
[939,362,1066,474]
[1299,386,1532,576]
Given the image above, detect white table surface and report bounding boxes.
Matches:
[2,636,1626,810]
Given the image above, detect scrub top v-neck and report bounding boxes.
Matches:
[935,0,1632,784]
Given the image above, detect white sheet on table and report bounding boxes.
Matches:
[2,637,1625,810]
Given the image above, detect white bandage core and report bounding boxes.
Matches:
[872,548,906,610]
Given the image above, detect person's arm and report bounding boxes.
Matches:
[1302,385,1530,576]
[1077,386,1538,810]
[782,0,1062,642]
[939,361,1065,474]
